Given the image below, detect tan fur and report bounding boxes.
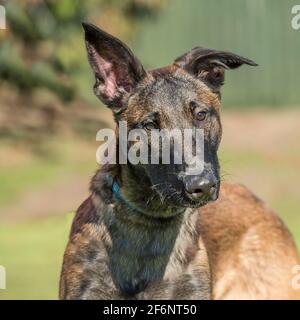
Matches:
[199,182,300,299]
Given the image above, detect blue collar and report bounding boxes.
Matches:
[106,175,142,213]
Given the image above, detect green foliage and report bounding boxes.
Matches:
[0,0,166,102]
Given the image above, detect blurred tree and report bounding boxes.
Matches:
[0,0,167,102]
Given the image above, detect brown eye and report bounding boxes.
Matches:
[144,121,157,130]
[190,101,208,122]
[195,110,207,121]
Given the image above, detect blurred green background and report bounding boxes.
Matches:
[0,0,299,299]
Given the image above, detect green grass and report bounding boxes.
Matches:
[0,214,73,300]
[0,137,96,299]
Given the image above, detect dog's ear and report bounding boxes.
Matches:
[82,23,146,112]
[174,47,257,90]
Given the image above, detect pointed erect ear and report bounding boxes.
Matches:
[82,22,146,112]
[174,47,258,90]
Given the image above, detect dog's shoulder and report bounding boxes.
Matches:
[197,181,300,299]
[69,194,108,240]
[198,181,297,255]
[199,181,291,232]
[60,194,114,299]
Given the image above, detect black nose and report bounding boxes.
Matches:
[184,176,217,201]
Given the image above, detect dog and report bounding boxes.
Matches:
[59,23,300,299]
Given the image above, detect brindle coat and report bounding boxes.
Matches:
[59,23,300,300]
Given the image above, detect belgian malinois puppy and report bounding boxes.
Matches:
[60,23,300,299]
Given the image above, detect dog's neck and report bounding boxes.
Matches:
[118,164,187,219]
[92,164,199,296]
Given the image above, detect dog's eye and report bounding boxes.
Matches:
[144,121,157,130]
[190,101,208,122]
[195,111,207,121]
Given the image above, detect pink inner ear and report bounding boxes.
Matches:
[91,47,118,100]
[105,71,118,100]
[99,56,118,100]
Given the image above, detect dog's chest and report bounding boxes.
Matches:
[101,213,211,299]
[105,222,177,296]
[97,238,210,299]
[65,206,211,299]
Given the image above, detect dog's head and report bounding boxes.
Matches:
[83,23,257,209]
